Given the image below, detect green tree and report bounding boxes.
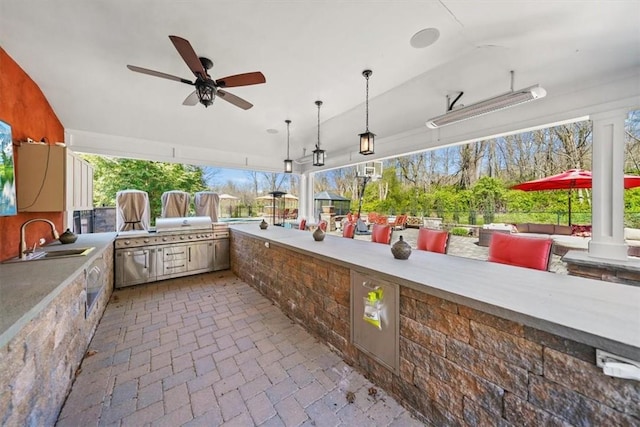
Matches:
[472,176,505,224]
[84,155,207,223]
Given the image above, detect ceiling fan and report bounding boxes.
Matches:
[127,35,265,109]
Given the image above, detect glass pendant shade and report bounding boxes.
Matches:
[359,131,375,155]
[284,158,293,173]
[312,147,325,167]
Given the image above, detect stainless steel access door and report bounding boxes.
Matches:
[115,247,156,288]
[213,238,230,271]
[187,241,214,272]
[350,270,399,373]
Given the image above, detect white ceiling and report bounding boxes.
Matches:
[1,1,639,174]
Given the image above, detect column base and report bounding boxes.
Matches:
[588,240,628,261]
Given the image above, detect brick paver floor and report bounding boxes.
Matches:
[56,271,425,426]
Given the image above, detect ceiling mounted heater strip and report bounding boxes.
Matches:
[426,85,546,129]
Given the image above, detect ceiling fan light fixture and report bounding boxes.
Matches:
[313,100,325,167]
[196,81,216,107]
[284,119,293,173]
[359,69,375,155]
[426,84,546,129]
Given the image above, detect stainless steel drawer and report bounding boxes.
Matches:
[161,245,187,261]
[162,258,187,275]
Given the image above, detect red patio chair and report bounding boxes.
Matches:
[367,212,378,225]
[376,215,389,225]
[342,221,356,238]
[371,224,393,244]
[488,232,553,271]
[318,220,328,231]
[392,214,408,230]
[416,228,450,254]
[299,218,307,231]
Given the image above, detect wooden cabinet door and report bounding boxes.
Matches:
[67,150,94,211]
[17,144,65,212]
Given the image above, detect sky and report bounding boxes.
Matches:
[204,166,253,187]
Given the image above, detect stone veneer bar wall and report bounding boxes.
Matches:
[231,231,639,426]
[568,263,640,285]
[564,251,640,287]
[0,246,114,426]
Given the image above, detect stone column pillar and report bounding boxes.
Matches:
[589,109,629,260]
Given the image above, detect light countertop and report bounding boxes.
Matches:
[0,232,117,348]
[231,224,640,360]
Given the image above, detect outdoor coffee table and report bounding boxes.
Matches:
[551,236,589,256]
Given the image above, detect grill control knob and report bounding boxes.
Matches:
[144,239,149,243]
[124,240,130,245]
[188,235,193,239]
[180,236,185,240]
[162,237,168,241]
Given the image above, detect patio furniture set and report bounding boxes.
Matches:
[479,222,589,256]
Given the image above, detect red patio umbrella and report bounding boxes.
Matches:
[511,168,640,225]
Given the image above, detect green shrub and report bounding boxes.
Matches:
[451,227,470,236]
[468,210,477,225]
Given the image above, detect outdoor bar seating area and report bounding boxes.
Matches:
[2,1,640,426]
[229,223,640,426]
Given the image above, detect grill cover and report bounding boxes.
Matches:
[155,216,212,232]
[194,191,220,222]
[161,190,190,218]
[116,189,150,231]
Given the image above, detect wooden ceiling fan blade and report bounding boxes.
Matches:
[183,90,199,106]
[217,90,253,110]
[127,65,193,85]
[216,72,266,88]
[169,35,208,79]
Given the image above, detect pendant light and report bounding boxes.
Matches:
[313,100,325,166]
[359,69,375,155]
[283,119,293,173]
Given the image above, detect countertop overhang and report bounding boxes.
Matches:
[230,224,640,360]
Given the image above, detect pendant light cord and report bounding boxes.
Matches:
[365,73,370,132]
[316,101,322,149]
[286,119,291,159]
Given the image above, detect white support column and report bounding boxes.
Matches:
[588,109,629,260]
[299,172,315,221]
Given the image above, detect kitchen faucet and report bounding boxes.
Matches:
[19,218,60,259]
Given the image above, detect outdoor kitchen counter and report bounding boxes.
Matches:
[230,224,640,359]
[0,232,117,348]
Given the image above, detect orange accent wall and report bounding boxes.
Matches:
[0,47,64,261]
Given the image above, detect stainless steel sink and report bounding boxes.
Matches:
[3,247,95,263]
[40,247,95,258]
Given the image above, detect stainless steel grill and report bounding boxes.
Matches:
[115,216,218,248]
[114,217,229,288]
